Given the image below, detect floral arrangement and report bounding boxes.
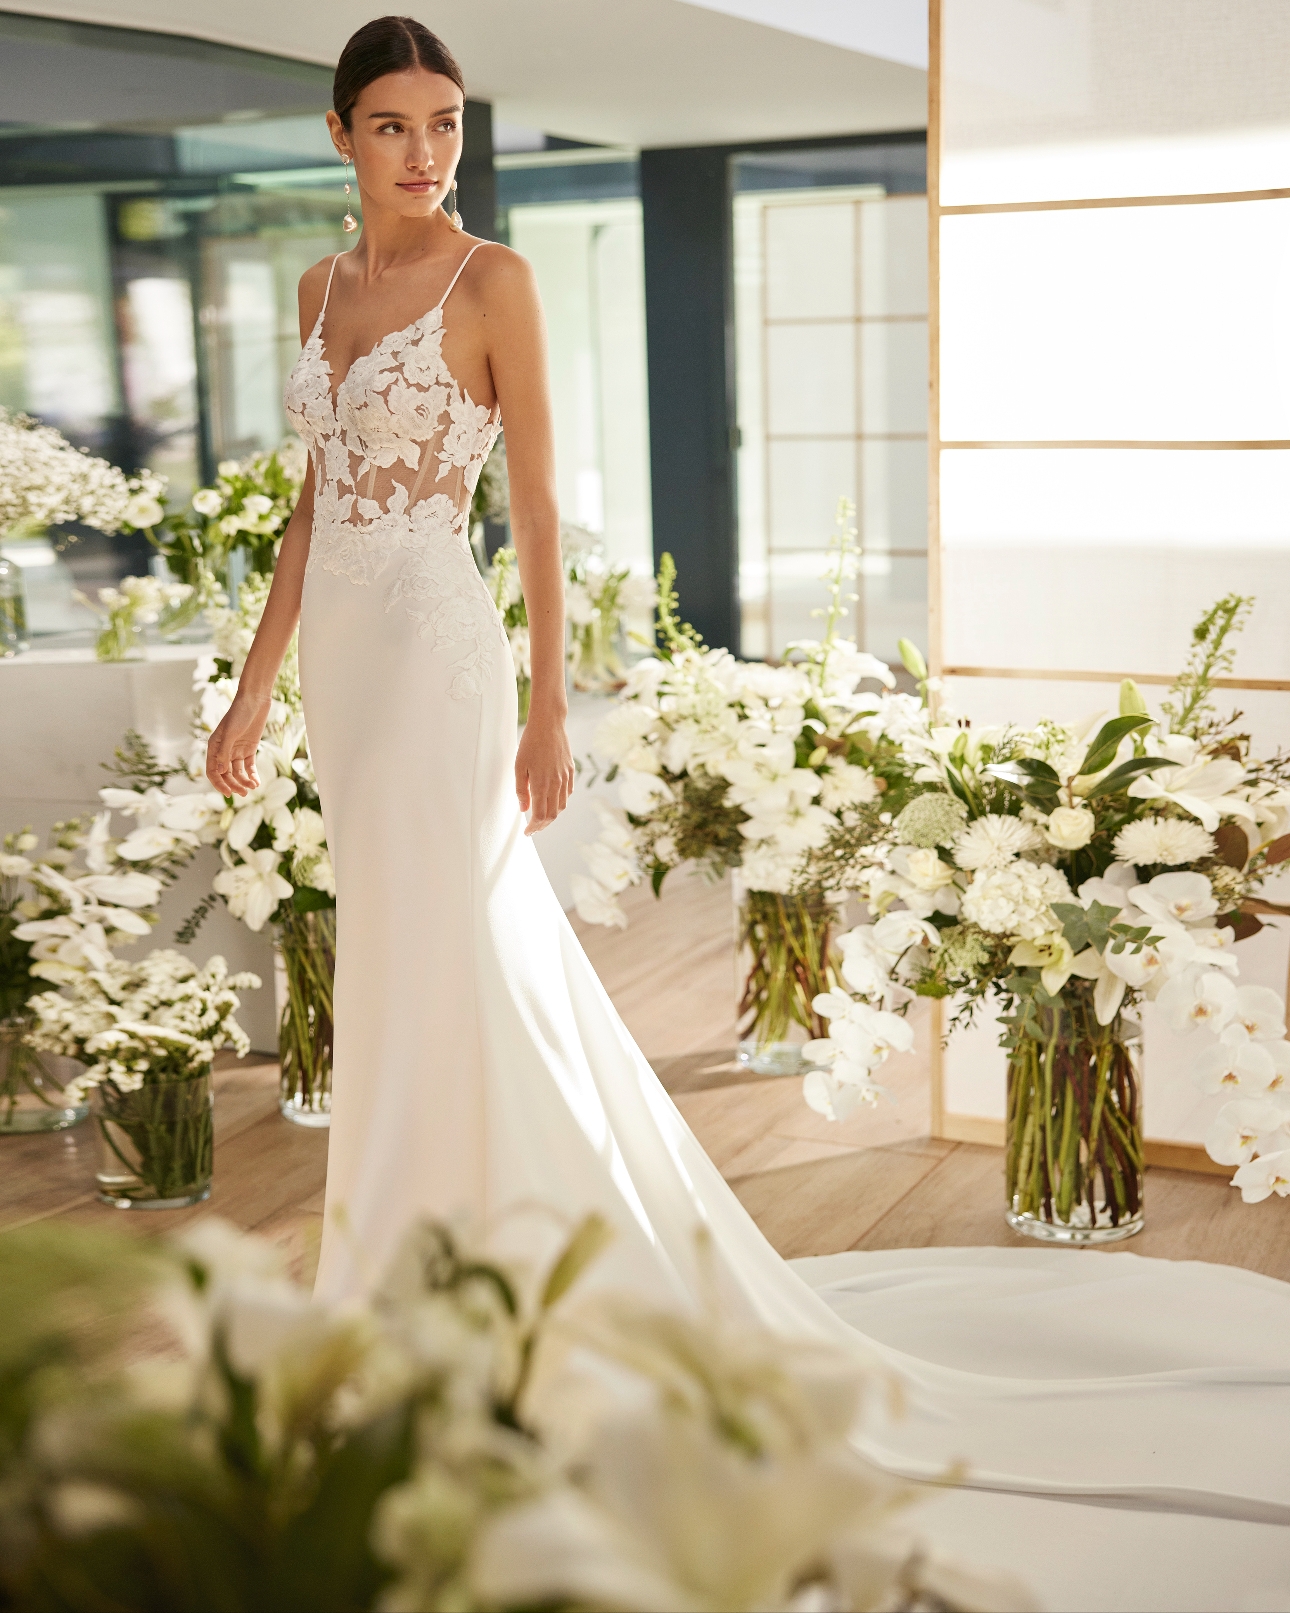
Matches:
[26,950,256,1107]
[1,819,170,1128]
[0,1210,1028,1613]
[483,524,656,718]
[572,511,920,1065]
[132,442,308,601]
[0,407,163,538]
[798,596,1290,1218]
[75,574,195,662]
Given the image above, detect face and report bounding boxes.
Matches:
[327,68,464,222]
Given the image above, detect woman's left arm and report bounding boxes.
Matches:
[483,250,574,834]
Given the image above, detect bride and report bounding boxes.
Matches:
[204,12,800,1318]
[206,13,1288,1547]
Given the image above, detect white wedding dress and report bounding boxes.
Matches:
[285,246,1290,1609]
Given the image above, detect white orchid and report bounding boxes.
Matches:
[572,874,627,930]
[1231,1149,1290,1203]
[1127,870,1218,928]
[1205,1098,1290,1165]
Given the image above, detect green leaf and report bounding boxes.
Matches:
[291,885,335,914]
[914,978,952,998]
[984,761,1059,809]
[1083,900,1125,952]
[1078,714,1153,779]
[1049,901,1090,954]
[265,1404,416,1613]
[651,864,667,897]
[540,1213,615,1311]
[1082,755,1179,800]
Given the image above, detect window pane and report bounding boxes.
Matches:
[861,438,927,550]
[860,319,927,436]
[767,438,856,551]
[765,200,854,320]
[766,321,855,437]
[859,195,927,317]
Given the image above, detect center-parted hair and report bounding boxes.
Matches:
[333,16,465,129]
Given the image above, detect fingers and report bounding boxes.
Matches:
[521,764,575,835]
[515,761,532,814]
[206,732,259,799]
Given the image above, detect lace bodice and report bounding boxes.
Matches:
[284,244,504,697]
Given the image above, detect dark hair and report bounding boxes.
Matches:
[333,16,464,128]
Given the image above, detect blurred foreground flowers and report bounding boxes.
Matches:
[0,1212,1030,1613]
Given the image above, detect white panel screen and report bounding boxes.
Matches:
[942,0,1290,205]
[940,202,1290,443]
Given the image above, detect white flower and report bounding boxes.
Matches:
[584,841,638,895]
[0,853,32,876]
[818,761,880,813]
[1205,1098,1290,1165]
[896,848,953,897]
[1231,1149,1290,1204]
[123,492,164,528]
[571,874,626,929]
[77,870,162,908]
[213,848,292,931]
[960,860,1071,939]
[952,814,1041,871]
[1128,871,1218,928]
[617,769,672,817]
[192,487,224,517]
[1127,738,1255,832]
[1156,969,1237,1033]
[1043,805,1095,850]
[1114,816,1215,867]
[226,775,297,853]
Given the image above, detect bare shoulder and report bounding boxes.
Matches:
[467,241,540,312]
[297,253,341,340]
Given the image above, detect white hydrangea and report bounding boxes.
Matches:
[1114,816,1216,868]
[952,814,1042,872]
[960,859,1072,938]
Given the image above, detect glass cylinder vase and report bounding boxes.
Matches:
[95,1067,213,1209]
[734,879,837,1077]
[277,907,335,1127]
[570,616,626,693]
[0,1016,88,1133]
[1005,991,1144,1244]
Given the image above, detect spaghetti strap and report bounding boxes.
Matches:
[318,253,343,321]
[435,241,490,310]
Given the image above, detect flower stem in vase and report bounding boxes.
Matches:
[0,1017,87,1133]
[736,888,837,1076]
[95,1067,213,1208]
[277,907,335,1127]
[1005,987,1143,1243]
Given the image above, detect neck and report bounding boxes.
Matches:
[346,202,460,282]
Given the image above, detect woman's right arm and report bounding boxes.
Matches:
[204,474,313,798]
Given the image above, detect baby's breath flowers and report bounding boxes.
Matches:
[0,408,164,536]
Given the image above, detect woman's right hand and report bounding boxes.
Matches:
[206,691,273,797]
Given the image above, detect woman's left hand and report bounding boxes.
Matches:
[515,711,575,834]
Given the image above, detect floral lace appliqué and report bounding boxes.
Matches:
[283,290,504,701]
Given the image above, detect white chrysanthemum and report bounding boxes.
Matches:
[818,761,880,813]
[952,814,1042,871]
[1114,816,1216,868]
[960,860,1072,938]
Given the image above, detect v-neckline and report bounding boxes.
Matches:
[314,303,439,413]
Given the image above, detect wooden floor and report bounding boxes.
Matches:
[3,871,1287,1285]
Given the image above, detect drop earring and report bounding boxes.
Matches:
[342,155,358,233]
[448,175,463,232]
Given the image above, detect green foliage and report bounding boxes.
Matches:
[652,552,704,660]
[100,729,182,792]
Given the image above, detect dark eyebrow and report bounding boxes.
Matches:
[366,104,462,120]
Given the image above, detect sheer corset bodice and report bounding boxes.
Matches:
[284,244,503,697]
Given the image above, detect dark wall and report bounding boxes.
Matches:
[459,99,499,240]
[639,147,738,652]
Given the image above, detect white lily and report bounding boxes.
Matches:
[213,847,292,932]
[77,869,162,909]
[1127,739,1256,831]
[226,775,297,854]
[83,809,115,874]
